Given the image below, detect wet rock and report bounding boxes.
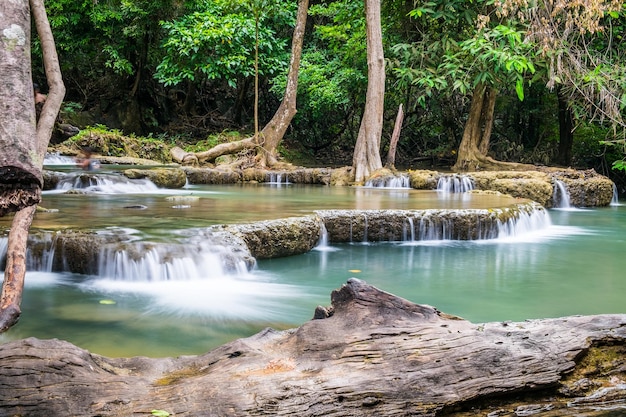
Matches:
[123,168,187,189]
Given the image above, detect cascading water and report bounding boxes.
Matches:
[98,243,248,281]
[552,180,572,209]
[56,172,158,194]
[437,174,474,193]
[611,184,620,206]
[44,153,76,165]
[267,173,290,185]
[364,175,410,188]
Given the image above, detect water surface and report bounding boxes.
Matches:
[1,179,624,357]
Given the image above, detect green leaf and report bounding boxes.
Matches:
[515,78,524,101]
[151,411,171,417]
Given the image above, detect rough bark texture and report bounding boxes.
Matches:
[255,0,308,167]
[352,0,385,183]
[0,205,36,331]
[385,103,403,169]
[1,279,625,417]
[1,0,66,332]
[0,0,41,216]
[452,84,531,172]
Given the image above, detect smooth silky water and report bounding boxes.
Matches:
[1,167,625,357]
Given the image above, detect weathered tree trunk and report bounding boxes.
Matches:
[255,0,309,167]
[0,0,41,216]
[353,0,385,183]
[385,103,403,169]
[453,83,531,172]
[1,279,625,416]
[0,0,65,332]
[557,87,574,166]
[178,0,308,168]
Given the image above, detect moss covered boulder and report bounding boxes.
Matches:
[123,168,187,189]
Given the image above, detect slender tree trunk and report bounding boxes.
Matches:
[477,87,497,155]
[557,88,574,166]
[385,103,403,169]
[352,0,385,183]
[0,0,65,332]
[255,0,309,167]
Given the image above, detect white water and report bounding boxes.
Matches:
[437,175,474,193]
[44,153,75,165]
[267,173,290,185]
[56,172,159,194]
[364,175,410,188]
[552,179,572,209]
[611,184,621,206]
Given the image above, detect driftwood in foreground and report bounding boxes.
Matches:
[1,279,625,416]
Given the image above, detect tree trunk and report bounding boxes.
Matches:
[0,0,41,216]
[453,83,530,172]
[1,279,625,416]
[171,0,308,167]
[353,0,385,183]
[385,103,403,169]
[254,0,309,167]
[0,0,65,332]
[557,87,574,166]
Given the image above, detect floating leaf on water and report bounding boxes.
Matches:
[348,269,361,273]
[99,299,117,305]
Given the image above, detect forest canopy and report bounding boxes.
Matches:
[29,0,626,185]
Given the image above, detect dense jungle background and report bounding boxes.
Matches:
[32,0,626,191]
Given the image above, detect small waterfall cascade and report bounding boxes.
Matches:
[97,242,249,281]
[1,230,254,281]
[552,180,572,209]
[364,175,410,188]
[0,236,7,266]
[318,203,551,244]
[56,172,158,194]
[611,184,620,206]
[315,222,330,249]
[494,206,552,239]
[267,172,290,185]
[1,232,59,272]
[44,152,75,165]
[436,174,474,193]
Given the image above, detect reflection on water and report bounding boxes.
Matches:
[1,183,521,233]
[1,180,625,358]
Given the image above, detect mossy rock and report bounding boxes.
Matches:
[53,128,173,163]
[407,170,439,189]
[123,168,187,189]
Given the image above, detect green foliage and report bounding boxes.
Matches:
[389,2,536,108]
[155,0,294,88]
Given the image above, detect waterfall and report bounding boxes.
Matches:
[611,184,620,206]
[3,229,254,282]
[44,152,75,165]
[364,175,410,188]
[0,236,7,267]
[315,222,330,249]
[267,173,290,185]
[552,180,571,208]
[437,175,474,193]
[317,203,552,244]
[56,172,158,194]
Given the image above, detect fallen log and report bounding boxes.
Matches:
[1,279,625,416]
